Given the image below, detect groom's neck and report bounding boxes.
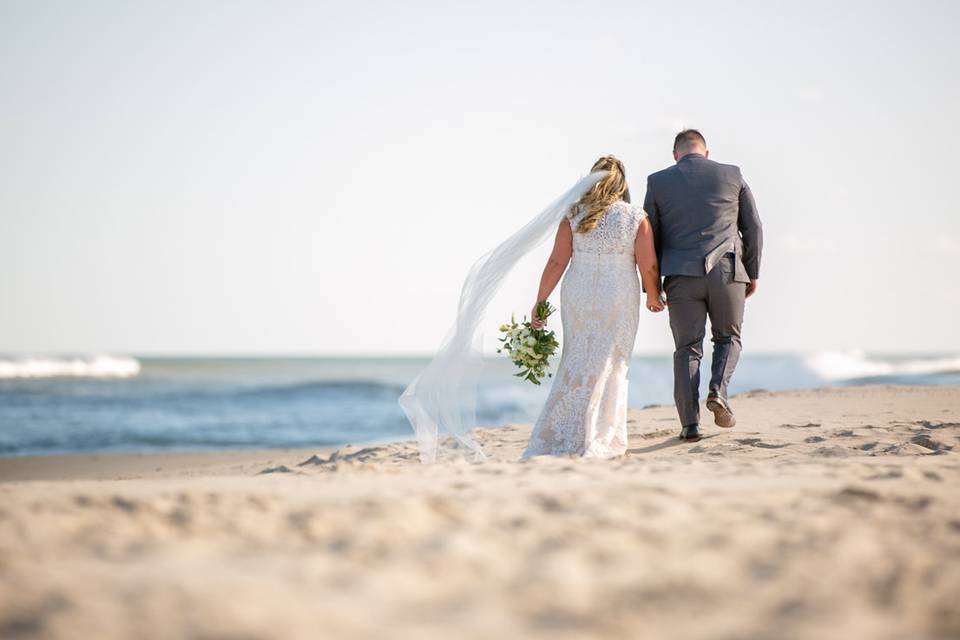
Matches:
[675,150,708,163]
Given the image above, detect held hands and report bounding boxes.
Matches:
[646,292,666,313]
[746,279,759,299]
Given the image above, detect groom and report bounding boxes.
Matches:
[642,130,763,442]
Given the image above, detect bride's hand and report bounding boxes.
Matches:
[530,303,546,329]
[646,293,665,313]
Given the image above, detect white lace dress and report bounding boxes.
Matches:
[521,200,645,460]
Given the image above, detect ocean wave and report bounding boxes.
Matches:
[804,351,960,381]
[238,379,407,398]
[0,356,141,379]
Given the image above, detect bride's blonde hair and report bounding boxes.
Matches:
[572,156,628,233]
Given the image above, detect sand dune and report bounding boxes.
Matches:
[1,385,958,639]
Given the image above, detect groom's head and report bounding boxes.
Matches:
[673,129,708,161]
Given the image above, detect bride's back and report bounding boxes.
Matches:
[568,200,644,257]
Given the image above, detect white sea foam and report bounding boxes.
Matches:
[804,350,960,381]
[0,356,141,379]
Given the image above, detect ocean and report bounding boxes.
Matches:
[1,353,958,457]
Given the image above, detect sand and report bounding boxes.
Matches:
[1,385,958,640]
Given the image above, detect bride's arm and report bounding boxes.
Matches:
[635,218,665,312]
[530,219,573,329]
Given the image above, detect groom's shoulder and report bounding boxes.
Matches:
[710,158,744,178]
[646,158,743,186]
[646,165,677,183]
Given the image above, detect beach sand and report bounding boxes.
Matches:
[1,385,958,639]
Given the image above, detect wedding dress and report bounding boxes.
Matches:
[521,200,646,459]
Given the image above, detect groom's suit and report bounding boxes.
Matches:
[643,153,763,428]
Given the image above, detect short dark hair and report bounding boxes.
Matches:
[673,129,706,152]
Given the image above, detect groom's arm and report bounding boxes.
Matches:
[640,177,662,295]
[642,176,662,266]
[736,171,763,284]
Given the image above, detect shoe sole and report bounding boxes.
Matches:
[706,399,736,428]
[678,434,702,442]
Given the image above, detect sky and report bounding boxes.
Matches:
[1,0,958,356]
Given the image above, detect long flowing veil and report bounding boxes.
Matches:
[399,170,608,463]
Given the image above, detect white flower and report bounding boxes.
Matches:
[526,337,537,346]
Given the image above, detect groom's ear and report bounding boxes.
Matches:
[704,150,710,159]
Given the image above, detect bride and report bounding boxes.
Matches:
[400,156,663,463]
[521,156,663,459]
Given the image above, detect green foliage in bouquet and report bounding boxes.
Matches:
[496,301,560,385]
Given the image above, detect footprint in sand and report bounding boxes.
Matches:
[688,442,744,455]
[297,447,385,468]
[834,486,883,503]
[894,495,933,512]
[909,434,952,452]
[258,465,295,475]
[734,438,790,449]
[875,440,945,456]
[913,421,960,430]
[812,446,850,458]
[864,467,903,480]
[111,496,139,512]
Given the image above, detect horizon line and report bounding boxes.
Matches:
[2,350,958,359]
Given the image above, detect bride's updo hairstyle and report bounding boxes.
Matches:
[572,155,628,233]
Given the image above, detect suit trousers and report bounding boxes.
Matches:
[663,253,746,428]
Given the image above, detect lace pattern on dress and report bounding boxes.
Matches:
[522,201,647,459]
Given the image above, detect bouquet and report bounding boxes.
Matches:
[496,301,560,385]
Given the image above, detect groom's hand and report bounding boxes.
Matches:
[746,279,759,299]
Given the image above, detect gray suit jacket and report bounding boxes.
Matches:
[642,154,762,284]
